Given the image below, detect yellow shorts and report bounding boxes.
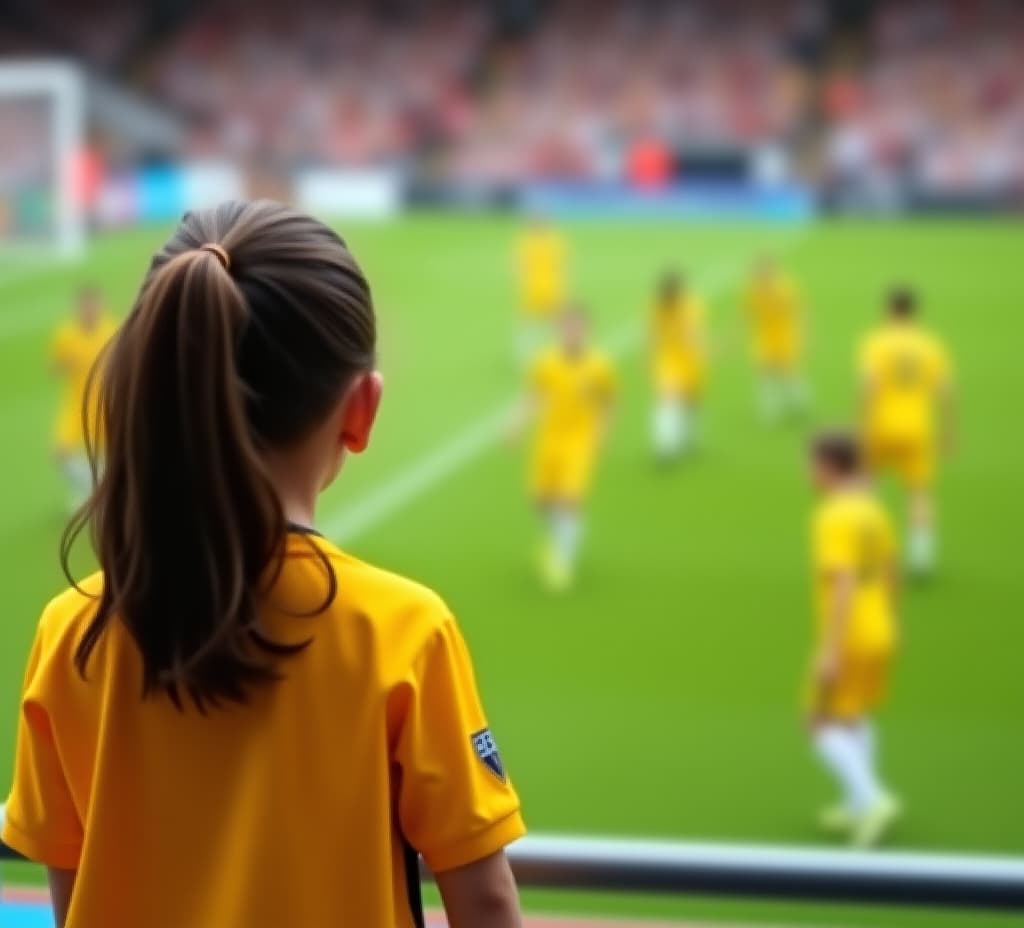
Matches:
[654,359,704,398]
[521,283,563,318]
[866,435,934,489]
[54,401,84,453]
[530,441,596,502]
[805,650,892,721]
[754,340,800,372]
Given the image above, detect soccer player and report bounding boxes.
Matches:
[50,284,117,510]
[743,253,806,423]
[807,431,901,848]
[650,268,707,460]
[516,304,616,591]
[859,286,955,575]
[514,212,567,361]
[3,202,524,928]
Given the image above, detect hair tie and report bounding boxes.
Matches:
[198,243,230,271]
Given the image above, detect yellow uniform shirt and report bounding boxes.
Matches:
[2,533,525,928]
[859,322,951,445]
[51,316,118,451]
[529,346,616,500]
[517,229,567,316]
[651,295,706,395]
[744,274,801,368]
[810,489,898,718]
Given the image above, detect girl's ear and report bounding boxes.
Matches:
[338,371,383,454]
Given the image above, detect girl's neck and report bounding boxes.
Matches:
[265,455,322,531]
[281,498,317,530]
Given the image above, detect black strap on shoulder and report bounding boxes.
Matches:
[403,840,426,928]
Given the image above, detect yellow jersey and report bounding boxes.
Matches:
[52,315,118,406]
[516,229,567,314]
[2,532,525,928]
[530,346,616,449]
[812,488,897,657]
[744,273,800,364]
[51,315,118,450]
[651,295,706,393]
[859,322,951,444]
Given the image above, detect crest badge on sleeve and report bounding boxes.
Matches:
[471,728,507,783]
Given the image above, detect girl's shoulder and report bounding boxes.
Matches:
[290,535,456,643]
[37,572,105,639]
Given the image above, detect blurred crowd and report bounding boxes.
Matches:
[823,0,1024,203]
[0,0,1022,201]
[146,0,813,184]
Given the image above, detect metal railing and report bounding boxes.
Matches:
[496,835,1024,910]
[4,804,1024,910]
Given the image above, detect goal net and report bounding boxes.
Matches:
[0,60,84,259]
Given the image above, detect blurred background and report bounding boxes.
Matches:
[1,2,1023,927]
[2,0,1022,236]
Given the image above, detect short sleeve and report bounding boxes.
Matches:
[815,509,857,575]
[393,617,525,874]
[2,619,83,869]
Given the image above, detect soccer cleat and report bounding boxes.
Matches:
[818,804,856,834]
[852,794,902,848]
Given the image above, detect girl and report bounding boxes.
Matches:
[2,201,524,927]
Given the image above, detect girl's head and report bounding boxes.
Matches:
[66,200,380,709]
[657,268,682,306]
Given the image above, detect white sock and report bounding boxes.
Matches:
[652,401,674,456]
[785,375,809,413]
[552,509,582,568]
[908,525,935,572]
[653,399,685,456]
[61,454,92,507]
[758,378,782,423]
[814,724,884,814]
[854,718,891,804]
[852,719,876,768]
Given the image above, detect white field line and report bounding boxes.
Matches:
[321,255,753,544]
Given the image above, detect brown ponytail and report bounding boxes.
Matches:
[63,200,376,710]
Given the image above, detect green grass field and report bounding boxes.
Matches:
[1,215,1023,926]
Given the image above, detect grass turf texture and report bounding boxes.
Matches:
[1,216,1022,927]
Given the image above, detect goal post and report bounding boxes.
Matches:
[0,59,85,259]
